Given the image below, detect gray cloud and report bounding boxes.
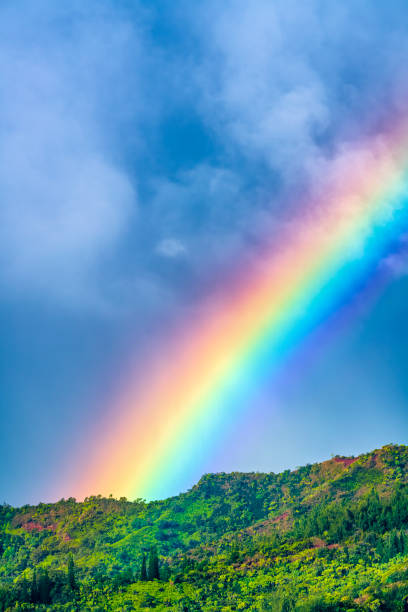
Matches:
[148,164,254,276]
[0,1,145,307]
[2,0,408,313]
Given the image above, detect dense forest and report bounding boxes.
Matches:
[2,445,408,610]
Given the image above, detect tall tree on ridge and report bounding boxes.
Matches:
[140,553,147,581]
[67,554,76,591]
[148,546,160,580]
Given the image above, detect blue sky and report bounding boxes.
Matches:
[2,0,408,505]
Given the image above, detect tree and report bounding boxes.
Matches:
[19,577,29,602]
[160,562,171,581]
[388,530,401,559]
[147,546,160,580]
[30,568,38,604]
[229,541,240,563]
[140,554,147,581]
[67,554,76,591]
[38,569,51,604]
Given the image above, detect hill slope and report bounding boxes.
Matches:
[2,444,408,610]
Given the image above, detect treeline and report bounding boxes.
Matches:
[0,556,77,611]
[293,484,408,544]
[2,447,408,609]
[0,547,168,611]
[139,546,162,581]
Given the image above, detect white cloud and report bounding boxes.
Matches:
[156,239,186,258]
[189,0,331,186]
[187,0,408,195]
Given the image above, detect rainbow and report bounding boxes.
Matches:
[74,119,408,501]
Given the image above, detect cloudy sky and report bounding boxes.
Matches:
[2,0,408,505]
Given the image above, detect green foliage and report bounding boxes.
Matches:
[2,444,408,609]
[67,553,76,591]
[147,545,160,580]
[140,553,147,581]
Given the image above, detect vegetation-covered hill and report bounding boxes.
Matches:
[2,444,408,610]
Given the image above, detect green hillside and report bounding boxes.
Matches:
[2,444,408,610]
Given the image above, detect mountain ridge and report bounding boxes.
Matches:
[2,443,408,610]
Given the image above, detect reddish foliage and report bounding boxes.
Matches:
[271,511,289,523]
[21,521,57,533]
[22,522,45,532]
[333,456,358,467]
[311,538,338,549]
